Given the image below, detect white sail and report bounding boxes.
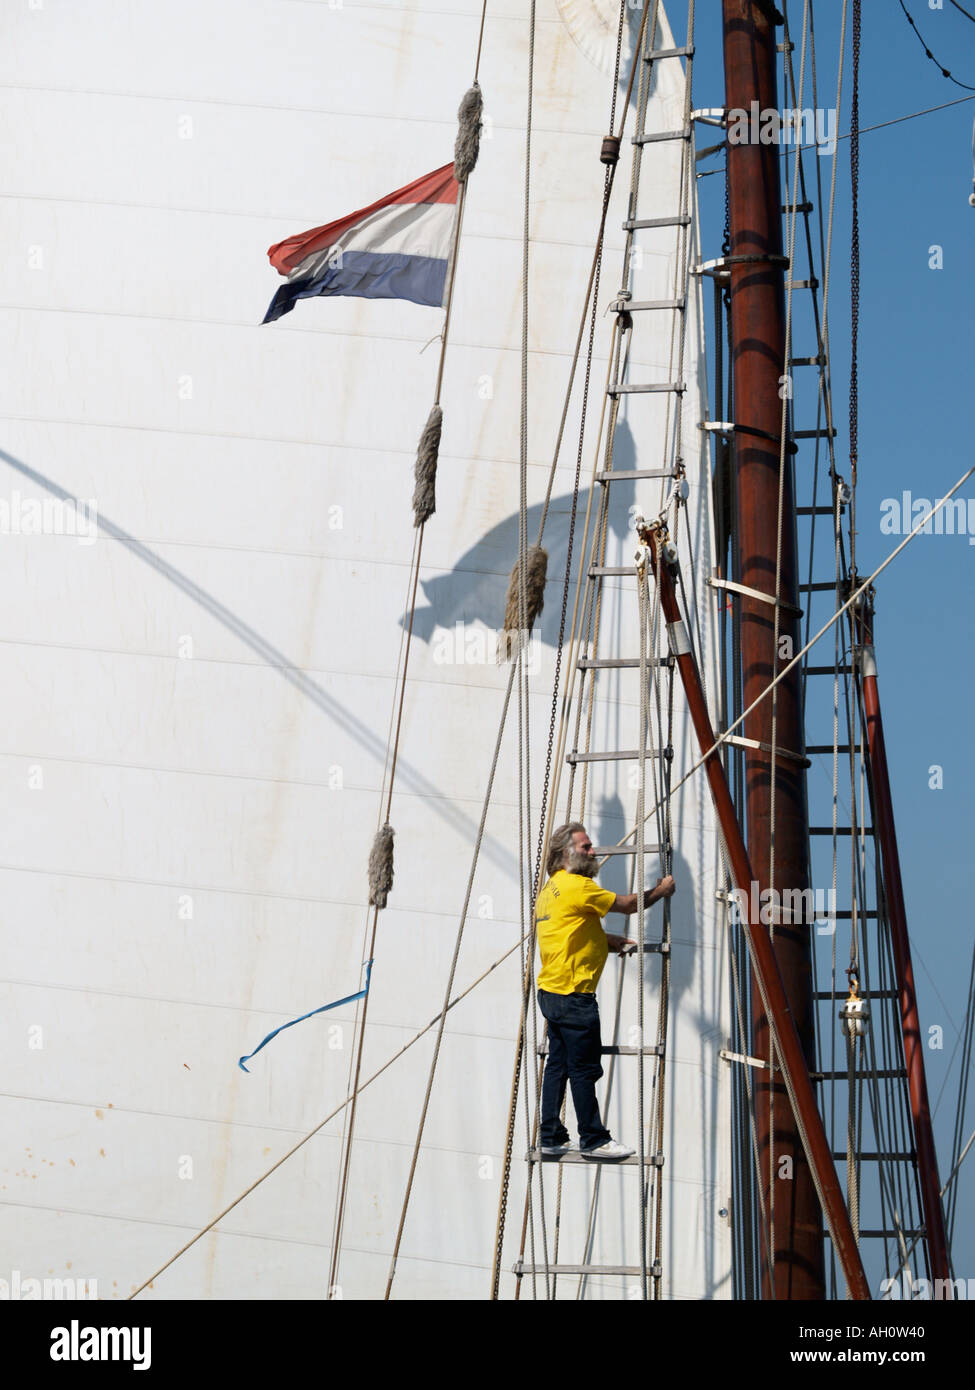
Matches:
[1,0,731,1298]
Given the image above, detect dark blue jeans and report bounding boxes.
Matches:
[537,989,611,1151]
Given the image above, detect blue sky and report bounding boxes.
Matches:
[685,0,975,1289]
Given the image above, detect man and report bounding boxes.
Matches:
[535,822,676,1160]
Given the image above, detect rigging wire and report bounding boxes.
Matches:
[946,942,975,1244]
[615,465,975,861]
[898,0,975,91]
[696,93,975,178]
[949,0,975,24]
[128,926,528,1300]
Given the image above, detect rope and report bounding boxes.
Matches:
[382,663,519,1297]
[328,523,426,1292]
[636,564,651,1299]
[128,921,530,1299]
[784,0,855,1288]
[495,0,651,1296]
[514,0,550,1301]
[646,566,673,1298]
[613,463,975,859]
[552,0,690,1294]
[883,1122,975,1285]
[473,0,489,79]
[330,163,468,1296]
[331,0,492,1292]
[845,1019,861,1283]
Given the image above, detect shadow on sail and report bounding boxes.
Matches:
[404,421,641,647]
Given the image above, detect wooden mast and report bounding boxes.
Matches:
[722,0,825,1297]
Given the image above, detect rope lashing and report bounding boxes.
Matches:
[238,960,374,1072]
[454,82,484,183]
[412,404,442,526]
[409,84,483,530]
[367,822,395,909]
[500,544,547,660]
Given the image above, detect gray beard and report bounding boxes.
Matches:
[566,850,599,878]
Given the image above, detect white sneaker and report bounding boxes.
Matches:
[581,1139,635,1161]
[540,1140,581,1156]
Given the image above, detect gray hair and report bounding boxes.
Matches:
[546,822,586,878]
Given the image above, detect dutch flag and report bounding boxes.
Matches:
[262,163,459,323]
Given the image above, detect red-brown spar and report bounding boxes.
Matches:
[646,529,871,1301]
[851,585,952,1290]
[722,0,823,1297]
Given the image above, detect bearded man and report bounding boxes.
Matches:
[534,822,676,1159]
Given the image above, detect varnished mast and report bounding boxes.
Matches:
[722,0,824,1298]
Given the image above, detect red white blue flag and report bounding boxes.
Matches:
[262,163,459,323]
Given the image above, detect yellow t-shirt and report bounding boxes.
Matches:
[535,869,617,994]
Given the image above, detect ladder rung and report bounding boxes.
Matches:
[607,382,685,396]
[814,910,879,920]
[622,215,692,230]
[815,988,895,1000]
[537,1043,665,1056]
[568,750,665,764]
[596,469,673,482]
[592,844,662,857]
[794,428,837,439]
[790,355,826,367]
[787,278,819,290]
[799,581,838,592]
[719,732,808,768]
[645,45,694,61]
[632,127,692,145]
[813,1069,907,1081]
[781,201,814,213]
[807,745,854,754]
[590,566,635,577]
[578,657,673,670]
[831,1152,915,1162]
[797,506,836,516]
[803,664,854,675]
[708,574,802,618]
[514,1262,646,1276]
[826,1230,923,1240]
[527,1149,664,1166]
[809,826,874,836]
[613,298,685,313]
